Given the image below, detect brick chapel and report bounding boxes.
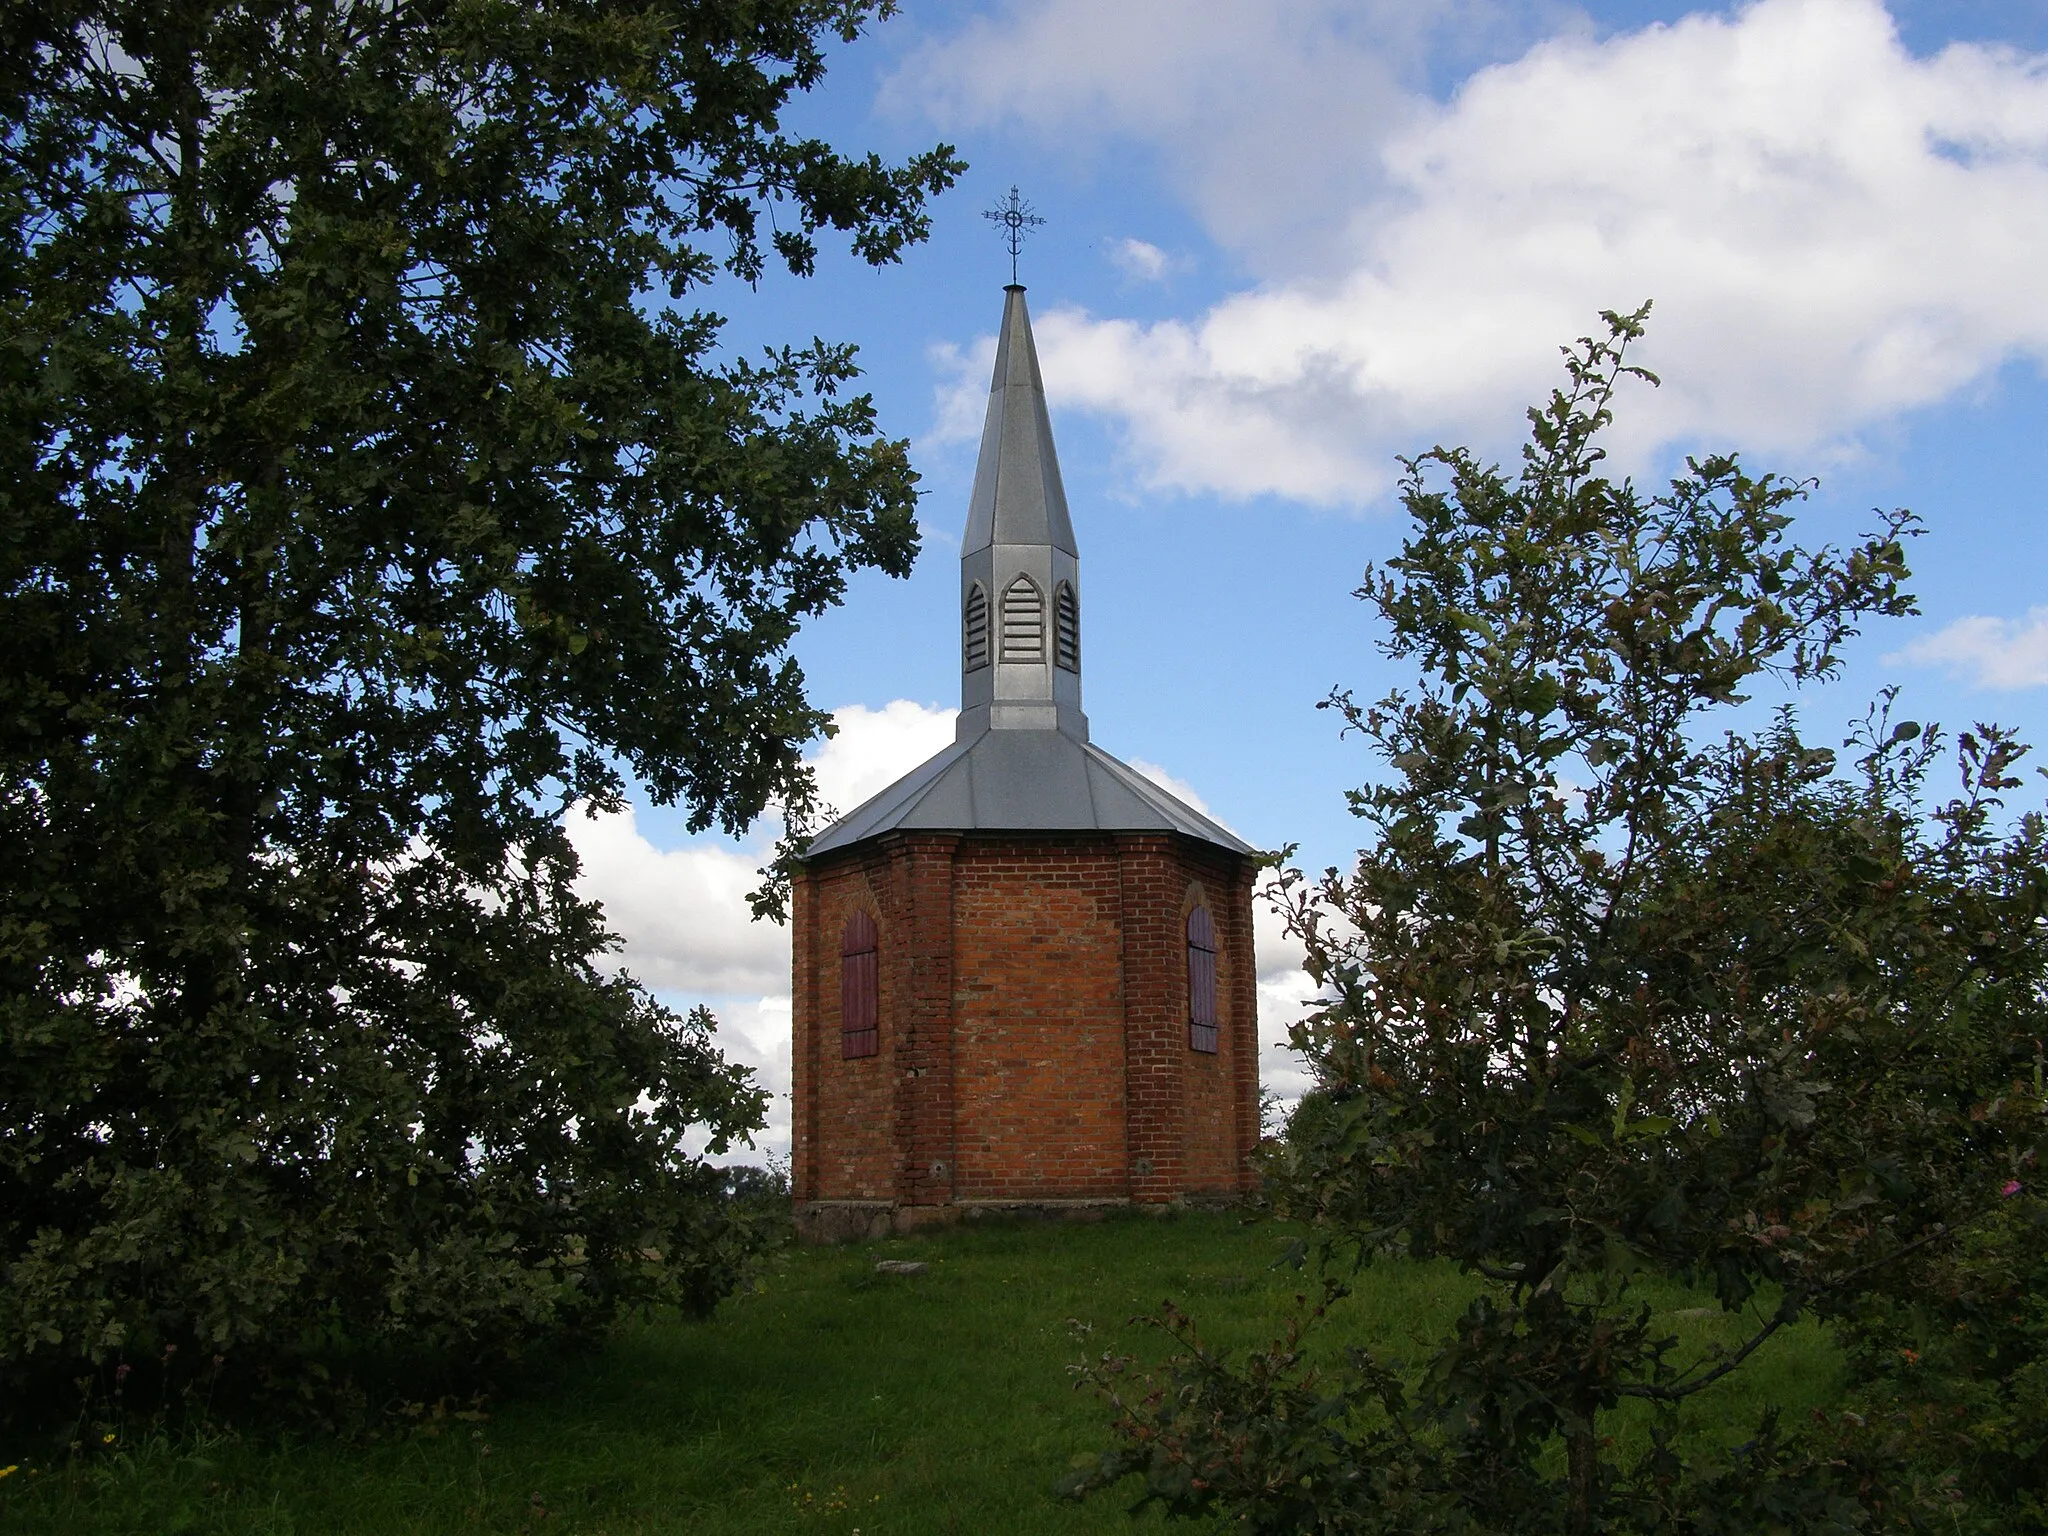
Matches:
[790,285,1261,1242]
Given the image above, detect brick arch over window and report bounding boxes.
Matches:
[1000,574,1044,663]
[1053,581,1079,672]
[963,582,989,672]
[841,909,879,1059]
[1186,904,1219,1054]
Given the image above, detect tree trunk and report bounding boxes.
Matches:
[1567,1399,1598,1534]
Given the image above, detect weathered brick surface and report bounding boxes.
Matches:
[1117,835,1182,1202]
[890,834,960,1206]
[796,854,895,1201]
[1176,845,1260,1196]
[952,837,1127,1199]
[793,828,1258,1225]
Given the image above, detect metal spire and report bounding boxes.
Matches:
[983,186,1044,285]
[961,286,1076,557]
[800,279,1253,860]
[957,284,1083,742]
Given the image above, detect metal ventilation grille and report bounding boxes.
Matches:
[1000,575,1044,662]
[1053,582,1079,672]
[963,583,989,671]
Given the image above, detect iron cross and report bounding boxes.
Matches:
[983,186,1045,284]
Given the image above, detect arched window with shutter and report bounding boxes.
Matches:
[963,583,989,672]
[1000,575,1044,663]
[1053,581,1079,672]
[1187,905,1218,1054]
[841,909,879,1059]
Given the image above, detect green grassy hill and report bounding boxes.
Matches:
[0,1211,1842,1535]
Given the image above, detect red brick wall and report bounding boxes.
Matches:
[1117,835,1182,1201]
[889,835,960,1206]
[1175,848,1260,1196]
[793,829,1259,1212]
[951,837,1128,1199]
[794,854,896,1201]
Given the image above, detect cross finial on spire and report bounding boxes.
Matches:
[983,185,1044,285]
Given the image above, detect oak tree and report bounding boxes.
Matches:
[0,0,959,1399]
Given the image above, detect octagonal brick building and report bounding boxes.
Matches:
[790,285,1260,1242]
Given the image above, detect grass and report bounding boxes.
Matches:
[0,1211,1846,1535]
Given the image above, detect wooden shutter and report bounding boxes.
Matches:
[841,909,879,1059]
[1187,906,1218,1054]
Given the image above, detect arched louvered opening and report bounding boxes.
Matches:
[1000,575,1044,663]
[963,582,990,672]
[1053,581,1080,672]
[1187,905,1218,1054]
[841,909,879,1059]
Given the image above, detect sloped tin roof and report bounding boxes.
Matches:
[805,727,1253,857]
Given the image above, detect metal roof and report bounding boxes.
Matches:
[806,726,1254,855]
[805,284,1250,860]
[962,286,1078,557]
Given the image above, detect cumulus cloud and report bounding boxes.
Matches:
[568,702,957,994]
[566,804,793,1162]
[1890,608,2048,689]
[927,334,998,448]
[1127,756,1213,815]
[1254,890,1320,1118]
[693,994,796,1163]
[884,0,1535,270]
[912,0,2048,506]
[568,803,788,996]
[1109,237,1172,281]
[808,699,959,818]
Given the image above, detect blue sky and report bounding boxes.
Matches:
[571,0,2048,1160]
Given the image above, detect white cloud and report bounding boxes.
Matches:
[1127,756,1213,815]
[885,0,1519,270]
[927,334,997,447]
[1890,607,2048,689]
[679,994,794,1165]
[1109,237,1172,281]
[808,699,959,818]
[565,803,796,1163]
[914,0,2048,506]
[1254,889,1320,1117]
[568,802,788,996]
[567,701,957,997]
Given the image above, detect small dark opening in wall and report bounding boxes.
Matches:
[1000,574,1044,663]
[963,583,989,672]
[1054,581,1079,672]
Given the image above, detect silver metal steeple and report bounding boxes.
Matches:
[958,285,1085,741]
[804,286,1249,860]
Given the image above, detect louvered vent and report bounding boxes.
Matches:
[1053,582,1080,672]
[1187,905,1218,1054]
[963,583,989,672]
[1000,575,1044,663]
